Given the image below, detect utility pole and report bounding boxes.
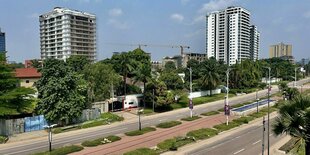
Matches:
[267,67,271,155]
[189,67,193,118]
[44,124,57,152]
[256,89,259,113]
[111,83,114,112]
[262,117,265,155]
[295,67,297,87]
[152,89,155,112]
[225,69,230,125]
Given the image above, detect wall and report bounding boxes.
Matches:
[188,89,221,99]
[19,78,39,88]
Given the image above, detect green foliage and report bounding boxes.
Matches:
[66,55,91,73]
[36,59,86,123]
[186,128,218,140]
[0,52,36,117]
[100,112,124,122]
[164,61,176,71]
[201,111,220,116]
[124,148,159,155]
[32,145,83,155]
[233,116,254,124]
[145,79,174,107]
[0,135,8,144]
[279,137,300,153]
[278,81,289,92]
[81,135,121,147]
[84,63,120,102]
[159,71,184,90]
[213,121,240,132]
[181,116,201,121]
[30,59,42,69]
[156,121,182,128]
[125,127,156,136]
[199,57,221,95]
[157,137,195,151]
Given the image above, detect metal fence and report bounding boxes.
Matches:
[0,118,24,136]
[24,115,47,132]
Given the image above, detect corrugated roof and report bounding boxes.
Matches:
[15,68,41,78]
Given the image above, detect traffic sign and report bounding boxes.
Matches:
[224,105,230,116]
[189,99,193,109]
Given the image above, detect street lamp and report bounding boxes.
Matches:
[263,66,271,155]
[138,108,144,131]
[225,68,231,125]
[188,67,193,118]
[44,124,57,152]
[256,89,260,113]
[295,67,301,87]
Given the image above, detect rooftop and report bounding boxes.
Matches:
[15,68,41,78]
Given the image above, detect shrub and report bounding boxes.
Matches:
[106,135,121,142]
[52,128,63,134]
[125,127,156,136]
[124,148,159,155]
[33,145,84,155]
[186,128,218,140]
[81,139,101,147]
[156,121,182,128]
[157,137,195,152]
[81,120,107,128]
[0,135,8,144]
[81,135,121,147]
[100,112,124,122]
[233,116,254,124]
[201,111,220,116]
[213,121,240,132]
[181,116,201,121]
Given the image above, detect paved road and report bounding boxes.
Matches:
[0,78,308,155]
[186,119,284,155]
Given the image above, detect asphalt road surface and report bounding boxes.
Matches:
[0,78,308,155]
[186,119,285,155]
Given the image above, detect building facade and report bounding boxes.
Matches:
[206,6,259,65]
[15,68,41,88]
[269,42,292,58]
[0,28,5,52]
[39,7,96,61]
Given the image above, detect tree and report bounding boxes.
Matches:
[36,59,86,123]
[132,63,151,107]
[83,63,120,102]
[66,55,91,73]
[285,87,300,100]
[0,53,35,117]
[159,71,184,90]
[278,81,288,92]
[144,79,174,107]
[199,57,220,95]
[30,59,42,69]
[164,61,177,71]
[273,95,310,155]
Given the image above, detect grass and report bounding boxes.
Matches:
[157,137,195,151]
[81,135,121,147]
[100,112,124,122]
[124,148,159,155]
[181,116,201,121]
[170,93,235,110]
[213,121,241,132]
[156,121,182,128]
[125,127,156,136]
[201,111,220,116]
[186,128,218,140]
[0,135,7,144]
[142,108,155,115]
[32,145,83,155]
[279,137,301,153]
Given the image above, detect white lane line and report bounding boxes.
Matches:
[269,133,273,136]
[5,128,128,155]
[159,119,166,122]
[235,136,241,139]
[211,143,223,149]
[233,148,245,155]
[252,139,261,145]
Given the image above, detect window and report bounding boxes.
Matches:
[26,80,30,83]
[129,102,134,105]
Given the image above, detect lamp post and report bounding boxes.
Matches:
[188,67,193,118]
[225,69,230,125]
[263,66,271,155]
[256,89,259,113]
[44,124,57,152]
[138,109,144,131]
[295,67,301,87]
[152,89,155,112]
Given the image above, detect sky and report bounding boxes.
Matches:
[0,0,309,63]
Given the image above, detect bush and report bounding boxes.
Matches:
[81,120,108,128]
[33,145,83,155]
[81,135,121,147]
[100,112,124,122]
[0,135,8,144]
[213,121,240,132]
[181,116,201,121]
[124,148,159,155]
[201,111,220,116]
[233,116,254,124]
[186,128,218,140]
[52,128,63,134]
[156,121,182,128]
[125,127,156,136]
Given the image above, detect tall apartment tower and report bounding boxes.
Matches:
[206,6,259,65]
[39,7,96,61]
[269,42,292,58]
[250,25,259,60]
[0,28,5,52]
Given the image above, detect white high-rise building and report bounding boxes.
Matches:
[206,6,259,65]
[250,25,260,61]
[40,7,96,61]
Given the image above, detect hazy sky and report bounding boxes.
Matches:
[0,0,309,63]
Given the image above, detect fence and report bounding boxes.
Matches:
[0,108,101,136]
[188,89,221,99]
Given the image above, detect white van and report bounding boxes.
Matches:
[117,94,143,109]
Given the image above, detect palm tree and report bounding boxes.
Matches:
[118,53,134,96]
[273,95,310,155]
[133,63,151,108]
[199,58,220,96]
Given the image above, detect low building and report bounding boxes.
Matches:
[162,52,208,68]
[15,68,41,88]
[24,59,42,68]
[162,55,182,68]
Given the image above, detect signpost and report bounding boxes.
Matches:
[189,98,193,118]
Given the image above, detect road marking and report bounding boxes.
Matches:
[269,133,273,136]
[159,119,166,122]
[233,148,245,155]
[252,140,261,145]
[235,136,241,139]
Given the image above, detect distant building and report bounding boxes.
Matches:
[206,6,260,65]
[162,55,182,68]
[162,52,208,68]
[15,68,41,88]
[151,61,162,71]
[269,42,292,58]
[39,7,96,61]
[25,59,43,68]
[0,28,5,52]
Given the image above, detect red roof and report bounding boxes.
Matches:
[15,68,41,78]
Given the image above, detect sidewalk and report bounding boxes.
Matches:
[70,114,237,155]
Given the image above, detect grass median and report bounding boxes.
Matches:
[201,111,220,116]
[186,128,218,140]
[156,121,182,128]
[124,148,159,155]
[125,127,156,136]
[32,145,83,155]
[81,135,121,147]
[181,116,201,121]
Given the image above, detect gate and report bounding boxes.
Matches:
[24,115,47,132]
